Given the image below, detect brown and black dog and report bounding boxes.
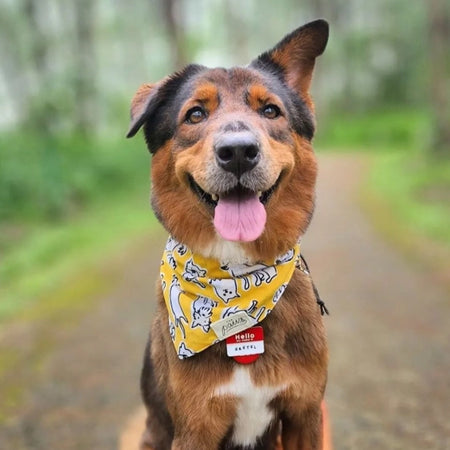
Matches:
[127,19,329,450]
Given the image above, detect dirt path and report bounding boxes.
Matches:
[306,156,450,449]
[0,234,166,450]
[2,155,449,449]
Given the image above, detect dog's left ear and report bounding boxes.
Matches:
[251,19,329,107]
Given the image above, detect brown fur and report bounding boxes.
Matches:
[128,19,330,450]
[142,271,326,450]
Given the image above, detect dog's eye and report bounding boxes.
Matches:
[262,104,281,119]
[185,107,207,124]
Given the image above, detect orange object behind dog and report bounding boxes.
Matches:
[271,401,331,450]
[273,402,332,450]
[322,401,333,450]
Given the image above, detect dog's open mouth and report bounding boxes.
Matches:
[188,174,282,242]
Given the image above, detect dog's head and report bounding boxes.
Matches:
[127,20,328,260]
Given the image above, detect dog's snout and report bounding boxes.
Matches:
[214,132,260,177]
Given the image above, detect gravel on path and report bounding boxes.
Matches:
[0,234,165,450]
[303,155,450,449]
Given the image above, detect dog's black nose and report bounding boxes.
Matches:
[214,132,260,177]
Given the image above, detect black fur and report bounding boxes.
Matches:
[140,338,174,448]
[142,64,207,154]
[250,62,316,141]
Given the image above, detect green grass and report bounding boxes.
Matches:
[317,107,449,278]
[0,126,158,322]
[0,129,159,421]
[360,150,450,286]
[366,152,450,244]
[0,188,157,321]
[0,175,160,421]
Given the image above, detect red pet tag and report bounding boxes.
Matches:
[226,326,264,364]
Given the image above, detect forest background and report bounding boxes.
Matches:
[0,0,449,321]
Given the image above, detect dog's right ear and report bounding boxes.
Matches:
[126,82,162,138]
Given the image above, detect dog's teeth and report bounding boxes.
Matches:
[257,191,262,198]
[211,194,218,201]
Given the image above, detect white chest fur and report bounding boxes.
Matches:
[201,238,252,265]
[214,367,286,447]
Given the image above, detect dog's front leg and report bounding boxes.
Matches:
[281,405,323,450]
[168,398,236,450]
[171,437,219,450]
[170,430,224,450]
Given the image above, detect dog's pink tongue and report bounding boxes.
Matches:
[214,194,266,242]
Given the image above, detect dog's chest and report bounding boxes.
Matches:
[214,367,286,447]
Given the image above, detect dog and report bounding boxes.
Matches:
[127,19,329,450]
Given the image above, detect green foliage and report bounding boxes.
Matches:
[317,107,449,256]
[0,128,148,225]
[316,109,431,152]
[367,152,450,244]
[0,122,157,321]
[0,187,158,322]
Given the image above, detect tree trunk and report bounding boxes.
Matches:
[223,0,249,64]
[159,0,187,70]
[74,0,97,138]
[428,0,450,158]
[22,0,55,133]
[0,5,29,120]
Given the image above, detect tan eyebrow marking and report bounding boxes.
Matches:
[179,82,220,123]
[192,83,219,109]
[247,84,277,109]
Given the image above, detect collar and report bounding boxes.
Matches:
[160,236,301,359]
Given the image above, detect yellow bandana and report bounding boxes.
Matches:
[160,236,300,359]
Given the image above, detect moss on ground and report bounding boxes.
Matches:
[0,232,159,423]
[360,152,450,288]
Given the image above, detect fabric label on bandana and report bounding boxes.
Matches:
[160,236,300,359]
[211,311,254,340]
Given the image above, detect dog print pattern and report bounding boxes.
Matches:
[275,248,295,264]
[183,258,207,288]
[160,237,301,357]
[191,296,218,332]
[221,262,277,291]
[178,342,195,359]
[165,236,187,268]
[209,278,240,303]
[273,283,288,304]
[222,299,266,322]
[169,319,176,341]
[168,274,188,339]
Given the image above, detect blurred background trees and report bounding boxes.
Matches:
[0,0,448,258]
[428,0,450,157]
[1,0,448,139]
